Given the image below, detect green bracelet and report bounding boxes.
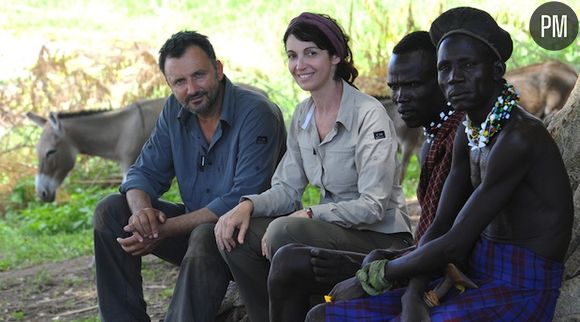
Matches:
[356,259,393,296]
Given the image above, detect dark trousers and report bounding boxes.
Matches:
[93,194,231,322]
[220,217,413,322]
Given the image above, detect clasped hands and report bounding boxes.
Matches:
[117,207,167,256]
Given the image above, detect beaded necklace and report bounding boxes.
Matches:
[423,107,455,144]
[462,83,519,150]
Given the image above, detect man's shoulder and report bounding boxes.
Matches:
[502,107,551,143]
[229,83,282,117]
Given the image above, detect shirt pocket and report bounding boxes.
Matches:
[323,146,358,191]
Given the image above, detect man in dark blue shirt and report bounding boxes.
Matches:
[93,31,286,322]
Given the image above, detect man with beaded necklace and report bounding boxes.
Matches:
[306,7,573,322]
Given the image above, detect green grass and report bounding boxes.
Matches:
[0,173,183,271]
[0,223,93,271]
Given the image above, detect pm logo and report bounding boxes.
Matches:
[542,14,568,37]
[530,1,578,50]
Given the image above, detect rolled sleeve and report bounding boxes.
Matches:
[247,107,309,217]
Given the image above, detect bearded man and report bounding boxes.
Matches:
[93,30,286,322]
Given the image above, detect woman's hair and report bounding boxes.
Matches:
[283,13,358,85]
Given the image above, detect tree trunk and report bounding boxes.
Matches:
[548,78,580,321]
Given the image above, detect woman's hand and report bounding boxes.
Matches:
[214,200,253,252]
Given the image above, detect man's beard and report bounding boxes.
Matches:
[183,83,219,115]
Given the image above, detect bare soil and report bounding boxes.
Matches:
[0,201,420,322]
[0,255,178,322]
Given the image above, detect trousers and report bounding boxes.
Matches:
[220,216,412,322]
[93,193,231,322]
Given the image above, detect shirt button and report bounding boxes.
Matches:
[206,188,210,193]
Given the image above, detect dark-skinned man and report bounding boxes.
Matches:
[306,7,573,322]
[267,31,465,322]
[92,31,286,322]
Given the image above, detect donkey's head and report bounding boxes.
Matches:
[27,112,78,202]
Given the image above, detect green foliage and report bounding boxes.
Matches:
[0,0,576,272]
[0,223,93,271]
[302,184,321,208]
[10,310,25,320]
[8,185,113,235]
[160,287,174,300]
[402,155,420,198]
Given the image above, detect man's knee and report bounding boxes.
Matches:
[305,303,326,322]
[186,223,220,258]
[265,217,309,254]
[93,193,128,231]
[269,243,309,290]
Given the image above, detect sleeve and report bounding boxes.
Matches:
[246,105,309,217]
[120,99,175,199]
[205,102,287,216]
[312,105,398,228]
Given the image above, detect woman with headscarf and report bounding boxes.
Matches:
[214,12,412,322]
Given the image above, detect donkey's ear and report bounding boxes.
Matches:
[26,112,47,127]
[48,112,62,133]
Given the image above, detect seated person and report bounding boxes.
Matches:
[92,31,286,322]
[213,12,413,322]
[266,30,465,322]
[306,7,573,322]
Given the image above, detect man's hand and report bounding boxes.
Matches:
[261,234,271,259]
[401,290,431,322]
[288,209,309,218]
[214,200,253,252]
[124,208,166,241]
[329,276,366,302]
[310,248,363,284]
[117,234,161,256]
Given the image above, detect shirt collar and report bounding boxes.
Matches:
[335,80,356,132]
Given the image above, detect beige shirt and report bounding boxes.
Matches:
[246,81,411,235]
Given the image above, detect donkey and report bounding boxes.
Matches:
[27,98,165,202]
[26,84,270,202]
[505,60,577,118]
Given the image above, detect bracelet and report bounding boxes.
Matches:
[356,259,393,296]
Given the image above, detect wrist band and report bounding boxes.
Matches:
[356,259,393,296]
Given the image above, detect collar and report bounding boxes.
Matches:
[335,80,356,132]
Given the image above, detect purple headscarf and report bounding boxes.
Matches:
[286,12,347,60]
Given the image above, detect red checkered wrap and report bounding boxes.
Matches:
[415,111,465,242]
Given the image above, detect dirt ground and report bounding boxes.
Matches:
[0,255,178,322]
[0,201,420,322]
